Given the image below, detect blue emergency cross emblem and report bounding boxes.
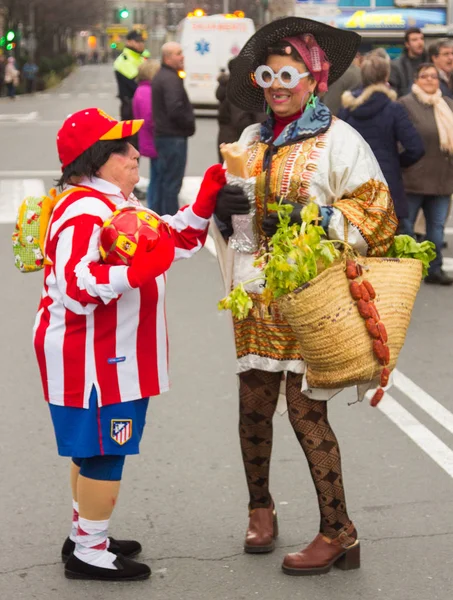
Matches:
[195,39,210,56]
[111,419,132,445]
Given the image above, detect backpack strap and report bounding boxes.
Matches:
[42,186,117,265]
[38,187,78,254]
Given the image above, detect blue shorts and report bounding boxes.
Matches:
[49,387,149,457]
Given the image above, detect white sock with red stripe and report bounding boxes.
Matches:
[74,517,117,569]
[70,499,79,542]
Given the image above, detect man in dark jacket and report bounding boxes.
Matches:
[152,42,195,215]
[428,39,453,98]
[389,27,427,97]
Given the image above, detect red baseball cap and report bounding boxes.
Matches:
[57,108,144,169]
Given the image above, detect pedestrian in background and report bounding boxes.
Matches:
[22,58,39,94]
[5,56,19,100]
[0,55,6,97]
[152,42,195,215]
[400,63,453,285]
[113,30,145,121]
[132,59,160,209]
[428,39,453,98]
[389,27,427,97]
[322,51,362,115]
[216,58,266,162]
[339,49,424,226]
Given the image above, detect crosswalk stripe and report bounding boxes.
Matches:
[394,369,453,436]
[0,179,45,224]
[378,394,453,479]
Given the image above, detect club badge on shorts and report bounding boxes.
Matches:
[111,419,132,445]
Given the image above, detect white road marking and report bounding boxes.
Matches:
[394,370,453,436]
[443,257,453,272]
[0,179,45,223]
[378,394,453,479]
[0,171,60,177]
[0,112,38,122]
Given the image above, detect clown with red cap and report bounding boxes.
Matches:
[33,107,225,581]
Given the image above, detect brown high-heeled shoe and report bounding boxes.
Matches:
[244,503,279,554]
[282,523,359,576]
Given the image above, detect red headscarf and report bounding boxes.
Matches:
[282,34,330,93]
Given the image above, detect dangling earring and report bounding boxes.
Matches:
[265,103,272,116]
[307,93,318,109]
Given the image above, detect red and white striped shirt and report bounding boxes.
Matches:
[33,177,209,408]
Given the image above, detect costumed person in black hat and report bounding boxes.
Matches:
[114,30,146,122]
[212,17,398,575]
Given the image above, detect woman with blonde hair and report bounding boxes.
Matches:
[339,49,424,226]
[132,59,160,209]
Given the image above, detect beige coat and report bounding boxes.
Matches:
[399,92,453,196]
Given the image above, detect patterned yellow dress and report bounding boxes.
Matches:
[230,103,397,377]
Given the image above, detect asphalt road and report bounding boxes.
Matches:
[0,65,452,600]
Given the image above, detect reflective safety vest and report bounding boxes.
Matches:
[114,47,144,81]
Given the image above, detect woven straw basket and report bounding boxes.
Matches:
[277,257,422,389]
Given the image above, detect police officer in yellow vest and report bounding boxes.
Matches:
[114,30,145,121]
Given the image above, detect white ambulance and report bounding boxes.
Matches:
[176,12,255,108]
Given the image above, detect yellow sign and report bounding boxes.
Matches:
[106,25,129,35]
[345,10,406,29]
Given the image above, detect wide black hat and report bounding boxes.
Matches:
[227,17,361,111]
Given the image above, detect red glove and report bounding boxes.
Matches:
[192,164,227,219]
[127,229,175,288]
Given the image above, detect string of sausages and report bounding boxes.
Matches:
[346,259,390,407]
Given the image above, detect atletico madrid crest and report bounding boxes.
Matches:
[111,420,132,445]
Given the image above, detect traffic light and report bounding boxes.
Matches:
[119,8,129,19]
[6,30,16,43]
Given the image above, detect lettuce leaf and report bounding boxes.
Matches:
[386,235,436,277]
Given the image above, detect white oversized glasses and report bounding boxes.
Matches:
[254,65,310,89]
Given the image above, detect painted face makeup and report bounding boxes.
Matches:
[263,54,315,118]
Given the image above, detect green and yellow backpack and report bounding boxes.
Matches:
[12,187,88,272]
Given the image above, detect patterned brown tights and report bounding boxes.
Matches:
[239,369,355,540]
[239,369,280,509]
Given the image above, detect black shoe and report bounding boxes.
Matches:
[424,270,453,286]
[61,536,142,562]
[65,553,151,581]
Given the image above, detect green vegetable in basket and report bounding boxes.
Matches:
[218,201,339,320]
[385,235,436,277]
[217,283,253,321]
